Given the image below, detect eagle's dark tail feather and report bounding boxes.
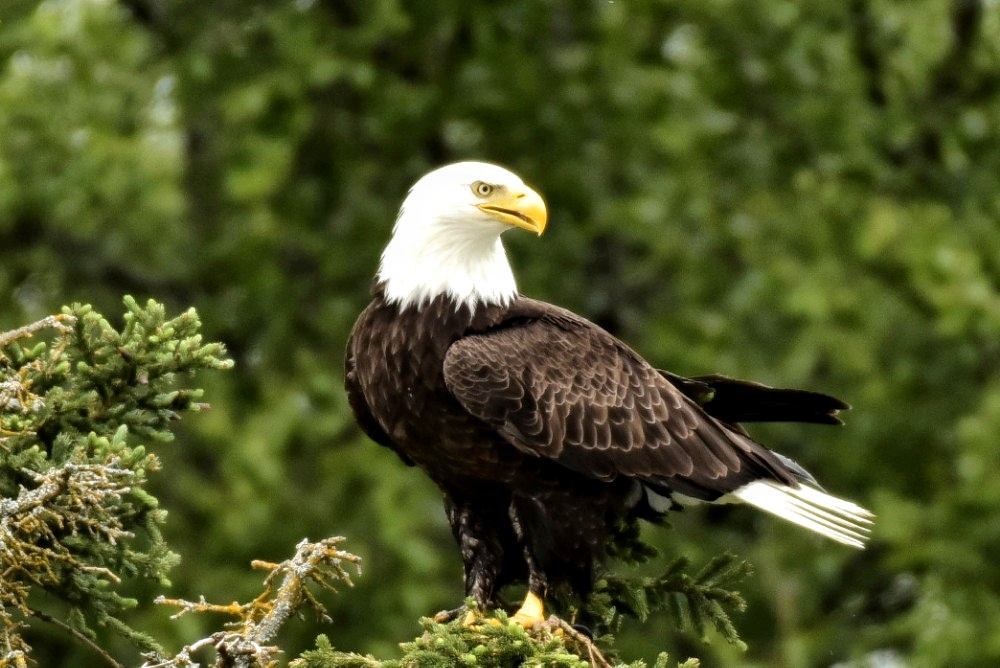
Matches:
[661,371,849,426]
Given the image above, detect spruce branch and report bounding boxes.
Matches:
[592,553,752,651]
[561,516,751,652]
[0,299,233,664]
[28,610,124,668]
[292,614,701,668]
[0,458,137,579]
[0,314,77,349]
[146,537,362,668]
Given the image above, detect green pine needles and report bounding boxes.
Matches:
[0,297,233,664]
[294,617,698,668]
[593,554,752,652]
[572,516,752,654]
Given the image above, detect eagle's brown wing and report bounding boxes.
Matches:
[443,299,796,500]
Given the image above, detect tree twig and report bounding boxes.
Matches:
[30,610,124,668]
[0,314,76,348]
[548,617,613,668]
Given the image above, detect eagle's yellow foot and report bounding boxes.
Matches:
[509,591,546,628]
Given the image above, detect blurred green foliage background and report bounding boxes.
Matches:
[2,0,999,665]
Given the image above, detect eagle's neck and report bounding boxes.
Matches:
[377,212,518,311]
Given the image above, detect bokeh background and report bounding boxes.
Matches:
[2,0,999,665]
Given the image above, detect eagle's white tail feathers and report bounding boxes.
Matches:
[727,480,874,548]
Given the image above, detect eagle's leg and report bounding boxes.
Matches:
[444,494,506,617]
[508,497,549,628]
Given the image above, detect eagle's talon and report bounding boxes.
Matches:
[433,606,465,623]
[509,612,543,629]
[434,605,498,627]
[509,591,546,629]
[456,608,505,628]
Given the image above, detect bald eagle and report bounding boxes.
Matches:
[345,162,872,626]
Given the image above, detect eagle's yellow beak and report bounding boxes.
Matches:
[477,186,547,236]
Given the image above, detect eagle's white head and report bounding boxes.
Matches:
[378,161,547,311]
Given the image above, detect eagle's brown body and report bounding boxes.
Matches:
[345,285,843,606]
[346,288,613,601]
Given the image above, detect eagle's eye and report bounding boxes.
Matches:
[472,181,494,197]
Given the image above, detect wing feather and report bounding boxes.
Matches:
[443,299,795,498]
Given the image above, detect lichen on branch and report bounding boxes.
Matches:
[143,536,362,668]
